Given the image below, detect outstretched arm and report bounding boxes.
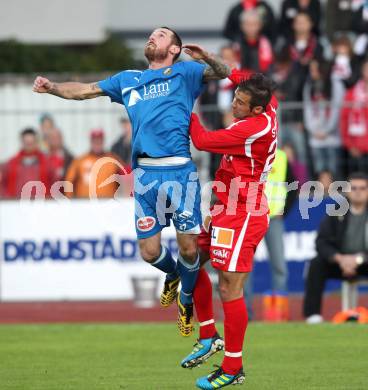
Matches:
[183,44,231,81]
[33,76,105,100]
[190,113,246,155]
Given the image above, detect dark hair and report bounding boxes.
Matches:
[332,35,353,53]
[160,26,182,61]
[21,128,37,138]
[309,59,332,99]
[348,172,368,182]
[238,73,274,110]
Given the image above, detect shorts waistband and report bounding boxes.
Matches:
[137,159,194,171]
[137,156,191,166]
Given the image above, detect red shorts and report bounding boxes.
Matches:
[198,207,269,273]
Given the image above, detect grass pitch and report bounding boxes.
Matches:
[0,322,367,390]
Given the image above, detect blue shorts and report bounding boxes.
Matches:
[134,161,202,239]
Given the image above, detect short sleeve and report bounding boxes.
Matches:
[98,72,124,105]
[182,61,206,99]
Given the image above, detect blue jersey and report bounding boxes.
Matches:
[98,61,206,167]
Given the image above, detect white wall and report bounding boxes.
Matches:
[109,0,283,31]
[0,84,125,161]
[0,0,106,43]
[0,0,284,44]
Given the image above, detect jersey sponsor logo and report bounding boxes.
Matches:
[212,248,230,259]
[136,216,156,232]
[211,227,234,249]
[212,257,226,265]
[128,90,143,107]
[143,81,171,100]
[125,80,171,107]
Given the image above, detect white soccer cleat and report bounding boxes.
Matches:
[306,314,324,324]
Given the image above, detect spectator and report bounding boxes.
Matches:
[282,142,309,185]
[340,60,368,174]
[351,0,368,35]
[279,0,321,38]
[277,12,324,164]
[303,172,368,324]
[271,48,306,163]
[317,170,334,197]
[39,113,56,152]
[111,117,132,166]
[272,47,303,104]
[331,35,360,88]
[65,129,129,198]
[245,148,297,317]
[1,128,51,199]
[47,127,74,183]
[263,148,297,291]
[325,0,355,41]
[223,0,276,43]
[235,9,274,74]
[352,1,368,59]
[284,12,323,70]
[303,59,344,177]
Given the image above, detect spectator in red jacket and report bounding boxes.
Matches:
[1,128,51,199]
[341,60,368,174]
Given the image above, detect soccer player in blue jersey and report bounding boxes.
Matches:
[33,27,230,336]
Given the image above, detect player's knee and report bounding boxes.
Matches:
[219,279,242,302]
[218,281,231,301]
[138,244,161,263]
[179,247,198,263]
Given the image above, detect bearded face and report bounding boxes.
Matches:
[144,41,171,62]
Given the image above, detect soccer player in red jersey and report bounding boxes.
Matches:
[181,73,279,389]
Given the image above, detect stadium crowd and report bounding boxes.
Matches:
[203,0,368,183]
[1,0,368,199]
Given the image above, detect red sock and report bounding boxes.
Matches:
[222,297,248,375]
[193,268,217,339]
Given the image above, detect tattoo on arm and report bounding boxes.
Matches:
[49,83,63,98]
[203,55,231,81]
[49,82,105,100]
[91,83,99,92]
[85,82,105,99]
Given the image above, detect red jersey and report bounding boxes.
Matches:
[190,96,278,213]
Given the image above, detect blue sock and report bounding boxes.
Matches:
[151,246,178,281]
[177,253,200,305]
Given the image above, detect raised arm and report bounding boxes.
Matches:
[33,76,105,100]
[190,113,246,155]
[182,44,231,81]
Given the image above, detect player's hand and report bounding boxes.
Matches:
[33,76,53,93]
[182,44,209,61]
[337,255,358,278]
